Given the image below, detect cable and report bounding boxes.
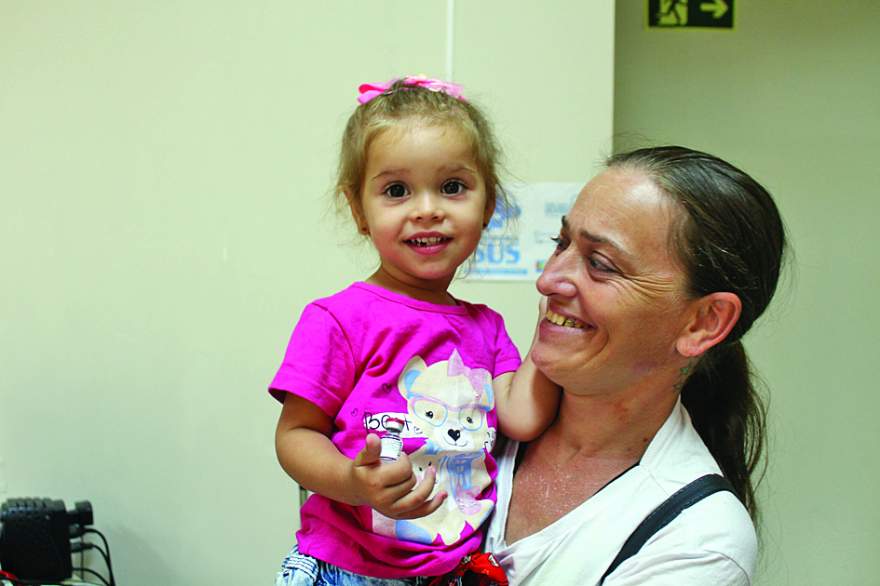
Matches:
[70,542,113,586]
[70,540,113,586]
[71,569,109,586]
[0,573,68,586]
[0,568,105,586]
[79,534,85,581]
[86,545,112,586]
[82,529,115,586]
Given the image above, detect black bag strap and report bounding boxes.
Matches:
[599,473,735,584]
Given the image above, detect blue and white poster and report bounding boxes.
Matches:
[469,182,582,281]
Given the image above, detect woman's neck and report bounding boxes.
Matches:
[505,384,680,544]
[543,384,679,463]
[505,369,685,544]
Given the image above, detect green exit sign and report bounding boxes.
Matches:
[647,0,734,29]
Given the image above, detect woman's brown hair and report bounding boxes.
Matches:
[609,146,787,525]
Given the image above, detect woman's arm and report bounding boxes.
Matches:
[275,393,446,519]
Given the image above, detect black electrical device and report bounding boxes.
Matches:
[0,498,93,581]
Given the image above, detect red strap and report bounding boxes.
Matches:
[428,552,509,586]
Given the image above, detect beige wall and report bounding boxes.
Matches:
[0,1,613,583]
[615,1,880,584]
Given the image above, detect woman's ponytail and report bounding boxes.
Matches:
[681,340,766,523]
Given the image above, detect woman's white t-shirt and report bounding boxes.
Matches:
[484,399,757,586]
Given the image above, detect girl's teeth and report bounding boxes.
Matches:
[410,237,447,246]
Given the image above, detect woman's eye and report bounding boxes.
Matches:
[589,255,616,273]
[384,184,408,198]
[441,180,465,195]
[550,235,569,252]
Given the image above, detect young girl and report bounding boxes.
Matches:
[269,76,557,585]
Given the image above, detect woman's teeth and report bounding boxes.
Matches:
[545,309,586,329]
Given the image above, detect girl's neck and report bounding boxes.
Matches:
[366,267,457,306]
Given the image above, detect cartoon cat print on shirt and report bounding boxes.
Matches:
[372,349,496,545]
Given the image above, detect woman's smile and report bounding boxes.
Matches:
[544,308,587,329]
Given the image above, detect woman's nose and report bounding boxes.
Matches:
[536,250,578,298]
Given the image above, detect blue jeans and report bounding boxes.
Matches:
[275,545,460,586]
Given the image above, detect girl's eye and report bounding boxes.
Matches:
[441,180,465,195]
[384,183,408,199]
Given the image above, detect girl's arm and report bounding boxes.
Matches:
[493,355,559,442]
[493,299,560,441]
[275,393,446,519]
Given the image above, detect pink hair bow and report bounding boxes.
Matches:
[357,75,466,105]
[447,350,490,398]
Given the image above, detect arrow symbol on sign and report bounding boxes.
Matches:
[700,0,729,19]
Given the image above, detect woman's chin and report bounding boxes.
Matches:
[530,344,560,378]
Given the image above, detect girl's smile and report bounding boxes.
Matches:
[404,231,453,255]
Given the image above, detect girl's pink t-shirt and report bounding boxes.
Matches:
[270,282,521,578]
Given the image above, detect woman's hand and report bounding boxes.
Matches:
[349,433,447,519]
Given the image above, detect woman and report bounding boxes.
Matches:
[484,146,786,585]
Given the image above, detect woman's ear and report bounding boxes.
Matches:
[675,292,742,358]
[345,189,369,235]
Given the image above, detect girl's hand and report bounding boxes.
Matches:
[350,433,447,519]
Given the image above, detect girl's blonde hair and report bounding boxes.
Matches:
[335,78,508,224]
